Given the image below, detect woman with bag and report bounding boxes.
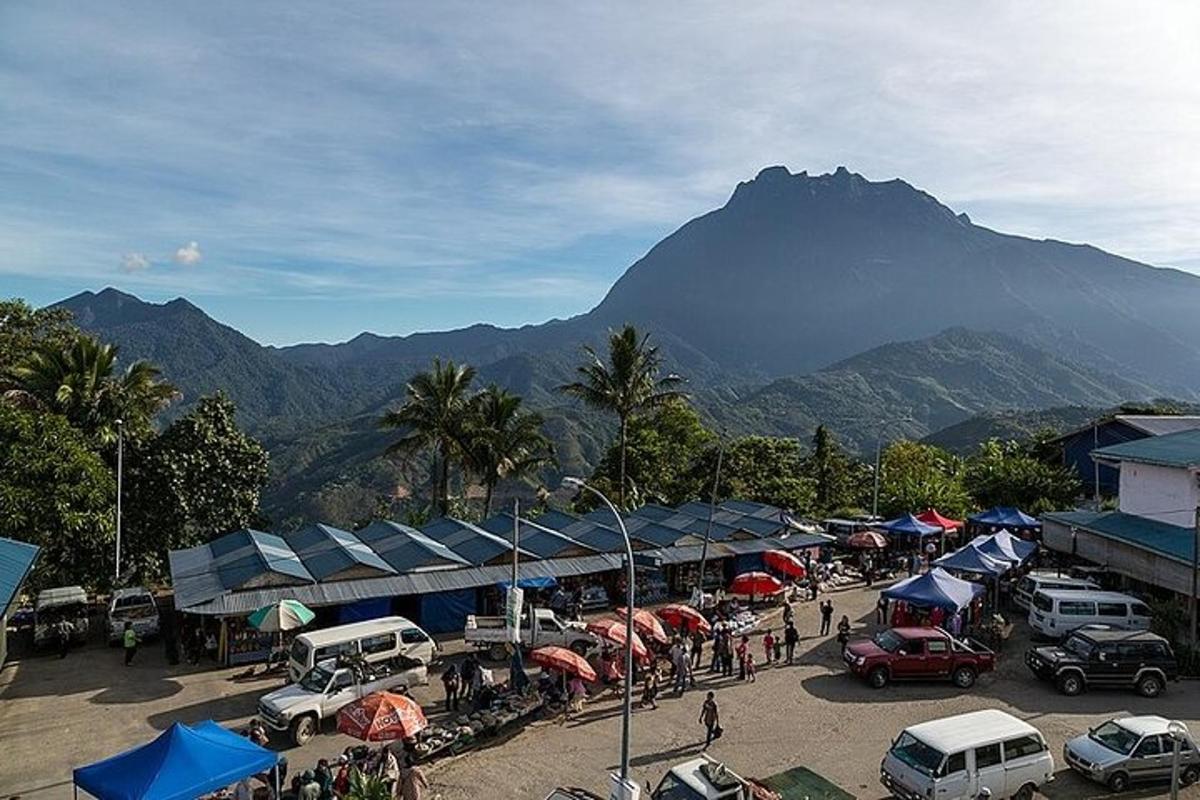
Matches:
[700,691,721,749]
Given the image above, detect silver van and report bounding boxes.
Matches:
[1064,716,1200,792]
[1028,589,1151,639]
[1012,570,1098,611]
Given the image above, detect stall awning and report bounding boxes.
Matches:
[934,544,1010,576]
[969,507,1041,529]
[497,576,558,590]
[882,567,985,611]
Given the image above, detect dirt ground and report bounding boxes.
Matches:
[3,584,1199,800]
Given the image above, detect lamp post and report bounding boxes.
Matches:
[1169,720,1188,800]
[115,418,124,585]
[563,476,637,800]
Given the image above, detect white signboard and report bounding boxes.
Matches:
[505,586,524,644]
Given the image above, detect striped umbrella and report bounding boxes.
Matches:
[248,599,315,632]
[586,618,650,662]
[616,606,669,645]
[529,646,597,682]
[655,604,711,636]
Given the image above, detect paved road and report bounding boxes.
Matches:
[2,584,1198,799]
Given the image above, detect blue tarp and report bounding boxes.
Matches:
[882,567,986,611]
[880,513,941,538]
[496,576,558,590]
[934,544,1010,576]
[419,588,477,634]
[338,596,392,624]
[972,530,1037,564]
[74,720,277,800]
[969,506,1041,529]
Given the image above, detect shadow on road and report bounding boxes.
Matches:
[605,741,706,771]
[144,685,264,731]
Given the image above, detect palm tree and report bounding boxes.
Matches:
[559,325,684,505]
[381,358,476,515]
[465,385,554,517]
[6,335,177,444]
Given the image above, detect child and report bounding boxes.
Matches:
[745,652,757,682]
[762,630,775,665]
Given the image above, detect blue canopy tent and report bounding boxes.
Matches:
[496,576,558,591]
[74,721,279,800]
[879,513,942,538]
[934,544,1010,576]
[971,530,1037,565]
[882,567,985,612]
[969,506,1041,532]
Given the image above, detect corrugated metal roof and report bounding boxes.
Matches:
[531,510,631,553]
[1114,415,1200,437]
[719,500,785,520]
[633,505,743,540]
[420,517,534,565]
[581,509,697,547]
[1092,428,1200,469]
[1043,510,1194,565]
[477,513,599,559]
[674,502,782,537]
[0,537,40,618]
[354,520,469,572]
[285,523,397,581]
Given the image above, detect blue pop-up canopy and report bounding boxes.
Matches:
[74,721,278,800]
[880,513,942,538]
[882,567,986,611]
[969,506,1040,530]
[972,530,1037,564]
[935,544,1010,576]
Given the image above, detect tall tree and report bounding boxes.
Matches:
[877,440,971,518]
[805,425,860,515]
[465,385,554,517]
[559,325,684,505]
[708,435,816,513]
[964,438,1081,514]
[0,299,76,380]
[381,359,477,515]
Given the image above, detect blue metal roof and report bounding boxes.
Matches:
[581,508,693,547]
[674,502,781,536]
[355,520,469,571]
[1044,510,1195,564]
[632,504,742,540]
[1092,428,1200,469]
[420,517,533,566]
[284,523,397,581]
[477,513,598,559]
[530,510,631,553]
[0,537,40,618]
[207,529,315,590]
[719,499,785,520]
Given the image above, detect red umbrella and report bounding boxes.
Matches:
[729,571,784,597]
[848,530,889,549]
[763,549,806,579]
[917,509,963,531]
[616,607,669,645]
[336,691,427,741]
[529,645,597,682]
[586,618,650,662]
[655,604,711,636]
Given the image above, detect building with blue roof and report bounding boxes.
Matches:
[419,517,534,566]
[355,520,469,572]
[477,513,598,559]
[0,537,40,664]
[284,523,397,581]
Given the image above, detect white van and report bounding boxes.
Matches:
[287,617,436,682]
[107,587,160,643]
[1012,571,1099,611]
[1028,589,1151,639]
[881,709,1054,800]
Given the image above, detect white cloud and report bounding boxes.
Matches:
[120,252,151,272]
[173,241,202,265]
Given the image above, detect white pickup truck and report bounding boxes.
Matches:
[257,657,427,745]
[464,608,598,660]
[648,756,852,800]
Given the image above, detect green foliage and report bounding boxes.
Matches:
[560,325,685,505]
[0,299,76,379]
[0,405,116,589]
[964,438,1081,514]
[805,425,859,515]
[463,385,554,516]
[715,436,815,512]
[876,440,970,519]
[345,768,392,800]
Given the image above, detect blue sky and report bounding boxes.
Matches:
[2,3,1198,345]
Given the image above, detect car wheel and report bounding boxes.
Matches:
[868,667,889,689]
[488,643,508,662]
[1135,673,1163,698]
[952,666,977,689]
[290,714,317,747]
[570,640,590,656]
[1011,782,1036,800]
[1057,672,1083,696]
[1107,771,1129,793]
[1181,765,1200,786]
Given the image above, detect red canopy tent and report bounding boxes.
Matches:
[916,509,963,530]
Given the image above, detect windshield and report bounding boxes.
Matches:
[891,732,946,776]
[1062,635,1093,659]
[1090,722,1140,755]
[874,630,904,652]
[299,665,333,693]
[1032,593,1053,612]
[289,639,310,665]
[114,594,153,610]
[651,773,704,800]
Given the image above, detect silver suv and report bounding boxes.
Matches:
[1064,716,1200,792]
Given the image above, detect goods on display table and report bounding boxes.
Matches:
[722,609,759,638]
[412,690,545,762]
[223,617,276,666]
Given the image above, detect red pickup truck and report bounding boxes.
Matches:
[843,626,995,689]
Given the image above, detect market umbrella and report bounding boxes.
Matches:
[247,599,315,632]
[729,571,784,597]
[529,646,597,682]
[655,604,711,636]
[586,618,650,662]
[763,549,807,579]
[848,530,889,550]
[616,607,669,646]
[336,691,427,741]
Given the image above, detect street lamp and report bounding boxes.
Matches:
[562,476,638,800]
[1168,720,1188,800]
[115,418,124,585]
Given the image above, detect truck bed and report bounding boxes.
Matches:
[755,766,856,800]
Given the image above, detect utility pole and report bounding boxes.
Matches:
[1192,506,1199,645]
[1093,422,1100,509]
[115,418,124,584]
[872,437,882,519]
[694,435,725,607]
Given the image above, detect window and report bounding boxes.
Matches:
[1134,736,1163,758]
[401,628,429,644]
[1004,735,1045,760]
[360,633,396,655]
[926,640,949,654]
[974,743,1002,769]
[939,752,966,777]
[1117,643,1145,660]
[1151,642,1174,659]
[1058,601,1095,616]
[1097,602,1127,617]
[1016,578,1033,595]
[332,671,354,691]
[1132,603,1152,617]
[1032,593,1053,613]
[315,641,356,661]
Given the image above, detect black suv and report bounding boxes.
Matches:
[1025,629,1177,698]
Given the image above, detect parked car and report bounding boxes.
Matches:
[1064,716,1200,792]
[1028,589,1151,639]
[259,656,427,745]
[1012,570,1098,611]
[464,608,597,661]
[1025,629,1177,697]
[843,627,995,689]
[287,617,436,683]
[106,587,160,644]
[880,709,1054,800]
[33,586,90,648]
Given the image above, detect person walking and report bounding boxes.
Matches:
[122,621,139,666]
[720,632,734,677]
[837,614,852,647]
[690,628,705,670]
[709,621,723,673]
[762,630,775,665]
[736,635,749,681]
[459,654,478,702]
[876,595,889,625]
[700,691,720,750]
[441,662,461,712]
[745,652,757,682]
[672,639,689,695]
[819,600,834,636]
[784,621,799,664]
[56,618,73,659]
[782,602,794,627]
[862,553,874,587]
[640,669,660,709]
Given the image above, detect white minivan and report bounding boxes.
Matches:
[881,709,1054,800]
[287,617,436,682]
[1028,589,1151,640]
[1012,571,1098,611]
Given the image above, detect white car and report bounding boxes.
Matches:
[107,587,160,644]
